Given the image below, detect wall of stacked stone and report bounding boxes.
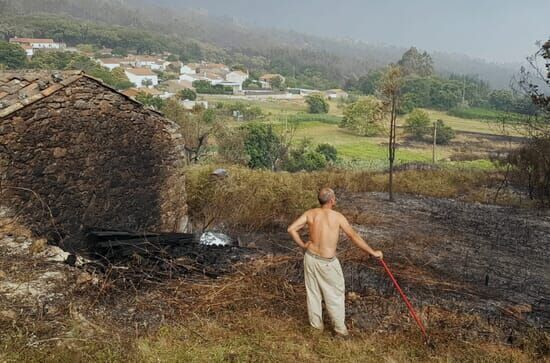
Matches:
[0,77,187,241]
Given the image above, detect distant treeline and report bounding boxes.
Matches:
[0,0,518,89]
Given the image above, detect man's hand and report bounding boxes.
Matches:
[371,250,383,259]
[303,241,312,250]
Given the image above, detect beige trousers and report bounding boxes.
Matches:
[304,250,348,335]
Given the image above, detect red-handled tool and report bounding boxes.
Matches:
[379,258,428,339]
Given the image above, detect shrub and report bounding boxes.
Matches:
[284,139,327,172]
[305,94,329,114]
[242,123,285,170]
[316,143,338,162]
[178,88,197,101]
[435,120,456,144]
[509,137,550,205]
[340,96,384,136]
[404,109,431,140]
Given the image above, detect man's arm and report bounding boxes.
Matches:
[339,214,383,258]
[287,212,310,250]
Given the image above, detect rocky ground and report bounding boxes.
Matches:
[1,192,549,360]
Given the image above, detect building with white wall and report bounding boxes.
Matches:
[124,68,158,88]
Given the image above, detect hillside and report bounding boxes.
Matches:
[0,0,518,89]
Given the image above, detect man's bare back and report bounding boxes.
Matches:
[287,189,383,259]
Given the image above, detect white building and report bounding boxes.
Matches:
[98,58,124,71]
[180,63,199,75]
[225,70,248,85]
[21,45,33,57]
[9,37,65,50]
[124,68,158,88]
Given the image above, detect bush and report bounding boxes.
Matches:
[178,88,197,101]
[0,41,27,69]
[404,109,431,140]
[435,120,456,144]
[340,96,384,136]
[509,137,550,205]
[305,94,329,114]
[242,123,285,170]
[316,143,338,162]
[284,139,327,172]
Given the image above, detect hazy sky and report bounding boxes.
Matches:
[157,0,549,63]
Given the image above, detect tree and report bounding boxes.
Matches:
[135,93,165,110]
[348,69,383,95]
[242,123,285,170]
[270,75,286,91]
[404,109,431,140]
[141,78,153,87]
[339,96,385,136]
[111,47,128,57]
[398,47,434,76]
[378,65,403,202]
[305,93,329,114]
[178,88,197,101]
[434,120,456,144]
[0,41,27,69]
[161,99,222,163]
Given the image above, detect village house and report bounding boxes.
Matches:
[259,73,285,89]
[0,70,188,240]
[98,58,125,71]
[325,89,349,100]
[131,55,166,71]
[225,70,249,85]
[124,68,159,88]
[163,79,195,94]
[9,37,66,52]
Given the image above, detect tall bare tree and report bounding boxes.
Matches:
[378,65,403,202]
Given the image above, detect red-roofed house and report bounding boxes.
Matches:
[9,37,65,53]
[124,68,159,88]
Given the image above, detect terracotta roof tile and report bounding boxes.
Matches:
[0,71,83,118]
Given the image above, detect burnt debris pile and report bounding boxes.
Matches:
[81,229,260,284]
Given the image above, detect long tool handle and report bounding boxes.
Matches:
[379,258,428,338]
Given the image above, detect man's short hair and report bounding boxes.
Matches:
[318,188,335,205]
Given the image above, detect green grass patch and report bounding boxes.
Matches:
[287,113,342,124]
[448,107,526,123]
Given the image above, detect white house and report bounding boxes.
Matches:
[179,73,210,83]
[21,45,33,57]
[124,68,158,88]
[225,70,248,85]
[98,58,124,71]
[180,63,199,75]
[9,37,65,50]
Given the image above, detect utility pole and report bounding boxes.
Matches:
[432,120,438,164]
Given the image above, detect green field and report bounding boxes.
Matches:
[206,96,517,170]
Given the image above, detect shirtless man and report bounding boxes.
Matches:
[287,187,383,336]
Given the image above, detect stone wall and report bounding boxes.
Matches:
[0,77,187,241]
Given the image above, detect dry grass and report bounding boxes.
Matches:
[185,165,517,232]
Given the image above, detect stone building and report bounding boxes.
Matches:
[0,71,187,242]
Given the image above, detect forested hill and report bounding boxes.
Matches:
[0,0,518,89]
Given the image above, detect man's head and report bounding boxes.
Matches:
[318,187,336,207]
